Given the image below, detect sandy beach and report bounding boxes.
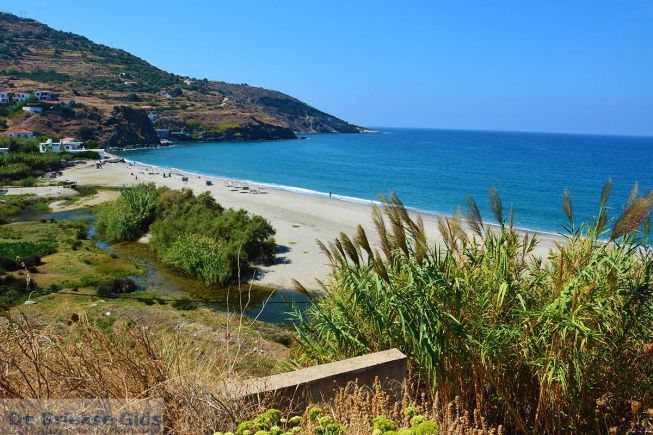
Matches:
[59,158,563,290]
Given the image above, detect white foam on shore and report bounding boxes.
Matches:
[120,158,563,238]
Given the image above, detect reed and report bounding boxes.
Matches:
[293,182,653,433]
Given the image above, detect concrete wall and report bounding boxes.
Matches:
[227,348,407,409]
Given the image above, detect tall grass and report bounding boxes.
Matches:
[293,181,653,433]
[0,311,275,433]
[94,183,158,242]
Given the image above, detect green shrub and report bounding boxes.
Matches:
[94,184,158,242]
[150,189,275,284]
[18,177,36,187]
[80,275,99,287]
[0,241,55,259]
[160,234,232,285]
[0,257,19,272]
[0,151,62,181]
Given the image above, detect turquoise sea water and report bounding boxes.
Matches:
[116,128,653,235]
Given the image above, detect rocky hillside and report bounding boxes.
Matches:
[0,13,364,146]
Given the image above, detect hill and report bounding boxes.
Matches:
[0,13,364,146]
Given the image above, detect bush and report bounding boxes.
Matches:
[293,184,653,433]
[96,277,136,298]
[0,257,19,273]
[80,275,99,287]
[0,151,62,181]
[94,184,158,242]
[160,234,232,285]
[0,241,55,260]
[149,190,275,284]
[18,176,36,187]
[1,137,39,153]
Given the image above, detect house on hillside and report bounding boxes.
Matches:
[139,105,158,121]
[35,90,54,102]
[22,106,43,114]
[155,129,169,138]
[0,148,8,156]
[160,89,174,99]
[15,93,31,103]
[183,79,193,86]
[39,138,106,159]
[0,93,9,104]
[4,129,34,138]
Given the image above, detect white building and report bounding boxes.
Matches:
[39,138,105,159]
[35,90,54,102]
[139,105,158,121]
[0,93,9,104]
[22,106,43,114]
[0,148,9,155]
[4,129,34,138]
[15,93,30,103]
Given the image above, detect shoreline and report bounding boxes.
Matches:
[59,156,565,290]
[118,155,564,239]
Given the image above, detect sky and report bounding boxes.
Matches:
[3,0,653,136]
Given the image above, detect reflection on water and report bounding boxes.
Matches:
[34,209,309,323]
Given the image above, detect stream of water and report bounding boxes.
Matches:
[34,209,307,323]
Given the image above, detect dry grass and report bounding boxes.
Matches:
[0,310,281,433]
[315,379,504,435]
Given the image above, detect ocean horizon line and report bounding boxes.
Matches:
[364,125,653,140]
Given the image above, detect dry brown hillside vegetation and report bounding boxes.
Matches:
[0,13,363,145]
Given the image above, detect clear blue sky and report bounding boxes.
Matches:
[5,0,653,136]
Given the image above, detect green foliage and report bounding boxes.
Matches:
[293,184,653,433]
[96,277,136,297]
[94,184,158,242]
[76,126,96,142]
[126,93,141,102]
[59,150,101,160]
[0,137,39,153]
[0,150,62,182]
[18,177,36,187]
[160,234,232,285]
[236,409,282,434]
[2,68,70,83]
[149,189,275,284]
[0,274,39,310]
[0,241,56,260]
[0,194,50,222]
[94,186,276,285]
[228,409,437,435]
[207,123,241,134]
[373,416,396,432]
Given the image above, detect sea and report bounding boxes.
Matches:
[115,128,653,236]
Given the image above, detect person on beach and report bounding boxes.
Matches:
[329,192,332,199]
